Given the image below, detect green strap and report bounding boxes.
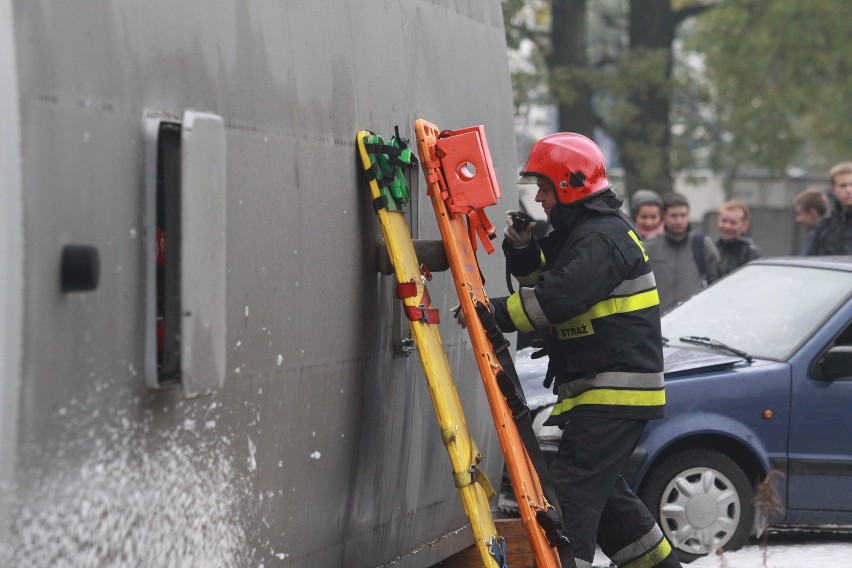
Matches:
[362,128,415,211]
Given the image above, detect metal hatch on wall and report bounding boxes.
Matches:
[143,110,227,398]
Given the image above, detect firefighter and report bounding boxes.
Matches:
[489,133,681,568]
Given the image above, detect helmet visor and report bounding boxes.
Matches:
[517,173,541,186]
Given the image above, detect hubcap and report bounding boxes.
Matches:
[658,466,741,555]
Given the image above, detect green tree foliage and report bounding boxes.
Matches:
[503,0,712,196]
[617,1,714,193]
[690,0,852,174]
[504,0,850,195]
[503,0,553,124]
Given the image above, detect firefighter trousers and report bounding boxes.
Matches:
[549,415,682,568]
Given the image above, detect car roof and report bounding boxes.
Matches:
[750,256,852,272]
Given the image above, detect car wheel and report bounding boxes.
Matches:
[639,449,754,563]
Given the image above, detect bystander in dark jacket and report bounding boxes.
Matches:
[810,162,852,256]
[794,188,829,255]
[716,200,761,275]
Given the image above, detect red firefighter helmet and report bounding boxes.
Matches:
[519,132,610,204]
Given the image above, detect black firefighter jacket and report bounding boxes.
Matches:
[491,190,665,425]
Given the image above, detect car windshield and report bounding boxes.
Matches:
[661,263,852,361]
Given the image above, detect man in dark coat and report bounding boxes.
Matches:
[716,200,761,275]
[810,161,852,256]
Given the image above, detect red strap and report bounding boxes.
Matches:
[471,208,496,254]
[477,208,497,240]
[403,305,440,324]
[424,165,445,198]
[401,286,440,324]
[396,281,418,299]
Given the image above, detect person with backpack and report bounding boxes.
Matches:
[644,192,722,314]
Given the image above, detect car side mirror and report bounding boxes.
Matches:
[819,346,852,381]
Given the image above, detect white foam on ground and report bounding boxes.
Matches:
[0,399,250,566]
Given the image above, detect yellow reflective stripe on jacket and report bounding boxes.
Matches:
[507,292,535,333]
[572,288,659,321]
[516,250,547,286]
[628,229,649,262]
[517,270,540,286]
[554,288,659,339]
[556,371,664,397]
[550,388,666,416]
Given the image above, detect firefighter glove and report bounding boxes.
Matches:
[503,212,536,249]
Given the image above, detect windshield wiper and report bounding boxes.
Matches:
[679,336,753,363]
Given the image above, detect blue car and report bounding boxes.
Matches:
[511,256,852,563]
